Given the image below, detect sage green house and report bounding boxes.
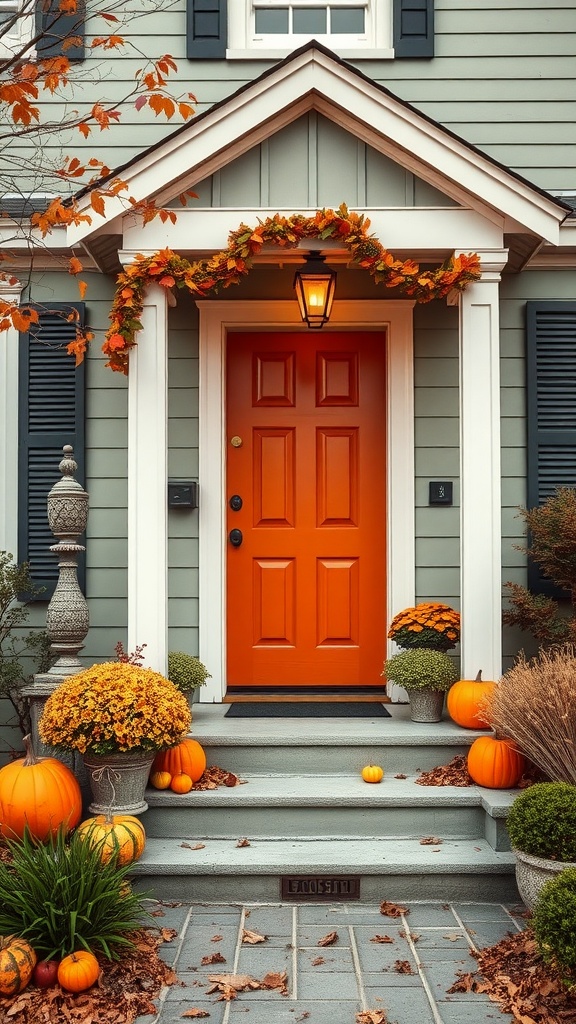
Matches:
[1,1,575,711]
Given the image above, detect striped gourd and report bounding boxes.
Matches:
[0,935,37,996]
[76,813,146,866]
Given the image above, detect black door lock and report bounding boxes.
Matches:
[229,494,243,511]
[229,528,243,547]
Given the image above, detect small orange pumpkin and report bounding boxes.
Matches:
[467,735,526,789]
[361,764,384,784]
[149,770,172,790]
[76,812,146,866]
[447,671,496,730]
[153,738,206,783]
[170,772,193,794]
[57,951,100,993]
[0,935,37,996]
[0,734,82,841]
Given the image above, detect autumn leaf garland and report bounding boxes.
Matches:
[69,204,482,373]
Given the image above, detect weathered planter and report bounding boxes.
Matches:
[514,848,576,910]
[408,689,445,723]
[82,750,155,815]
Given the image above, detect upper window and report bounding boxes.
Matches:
[228,0,393,58]
[0,0,35,58]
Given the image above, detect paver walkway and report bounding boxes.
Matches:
[140,900,523,1024]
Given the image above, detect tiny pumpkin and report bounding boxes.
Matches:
[447,671,496,730]
[0,935,37,996]
[170,772,193,794]
[153,738,206,783]
[361,764,384,784]
[149,770,172,790]
[57,951,100,993]
[76,812,146,866]
[0,734,82,841]
[467,735,526,789]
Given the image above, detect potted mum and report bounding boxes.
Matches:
[506,782,576,909]
[383,648,459,722]
[387,603,460,652]
[39,662,191,815]
[168,651,211,707]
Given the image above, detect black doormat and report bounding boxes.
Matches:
[225,702,391,718]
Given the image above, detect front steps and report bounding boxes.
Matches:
[132,704,519,903]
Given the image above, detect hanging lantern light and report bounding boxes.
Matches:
[293,251,337,329]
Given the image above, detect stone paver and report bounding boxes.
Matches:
[141,900,519,1023]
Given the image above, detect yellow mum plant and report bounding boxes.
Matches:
[387,603,460,652]
[39,662,191,756]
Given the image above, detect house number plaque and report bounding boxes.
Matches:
[281,875,360,901]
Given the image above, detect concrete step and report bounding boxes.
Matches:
[143,773,515,851]
[191,703,485,775]
[130,836,518,903]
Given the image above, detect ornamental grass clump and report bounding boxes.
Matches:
[489,646,576,784]
[383,648,459,692]
[0,826,148,960]
[506,783,576,861]
[533,868,576,987]
[168,651,211,694]
[387,603,460,652]
[38,661,191,756]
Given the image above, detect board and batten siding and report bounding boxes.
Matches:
[12,0,575,195]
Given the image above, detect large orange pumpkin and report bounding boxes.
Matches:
[467,735,526,789]
[0,734,82,841]
[0,935,37,996]
[57,951,100,992]
[76,813,146,866]
[447,671,496,729]
[152,738,206,782]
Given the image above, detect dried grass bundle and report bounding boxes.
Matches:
[489,646,576,784]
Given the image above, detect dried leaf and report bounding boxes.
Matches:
[242,929,267,944]
[356,1012,387,1024]
[443,933,463,942]
[380,901,408,918]
[236,838,251,847]
[394,960,414,974]
[311,957,325,966]
[370,934,395,944]
[394,774,407,779]
[205,974,260,1001]
[201,952,226,965]
[420,836,443,845]
[416,755,472,787]
[261,971,289,995]
[181,1012,210,1019]
[317,931,338,947]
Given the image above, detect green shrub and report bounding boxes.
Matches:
[0,827,149,959]
[506,782,576,861]
[168,651,211,694]
[383,648,458,692]
[534,867,576,985]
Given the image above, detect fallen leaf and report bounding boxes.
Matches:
[443,933,463,942]
[370,934,395,944]
[211,934,223,942]
[380,901,408,918]
[181,1011,210,1019]
[296,1014,310,1022]
[242,928,267,944]
[236,838,251,847]
[420,836,443,845]
[356,1011,387,1024]
[261,971,288,995]
[311,956,325,965]
[317,931,338,947]
[394,960,414,974]
[416,755,472,787]
[205,974,260,1001]
[394,773,407,779]
[201,952,226,965]
[160,928,177,942]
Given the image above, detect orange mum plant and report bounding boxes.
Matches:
[387,603,460,652]
[67,205,482,373]
[38,662,191,755]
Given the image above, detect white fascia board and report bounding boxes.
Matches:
[121,206,504,254]
[67,47,566,247]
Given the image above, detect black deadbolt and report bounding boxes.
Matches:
[229,528,243,547]
[229,494,243,511]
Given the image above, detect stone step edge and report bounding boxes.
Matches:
[144,774,516,819]
[131,837,516,876]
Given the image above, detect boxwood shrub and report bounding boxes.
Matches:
[506,783,576,861]
[534,867,576,986]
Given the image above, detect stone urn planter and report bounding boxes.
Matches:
[383,648,459,724]
[514,849,576,911]
[407,688,445,723]
[82,750,156,815]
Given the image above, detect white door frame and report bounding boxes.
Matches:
[196,299,415,703]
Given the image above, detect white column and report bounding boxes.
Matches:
[454,250,508,680]
[0,279,23,557]
[125,277,169,673]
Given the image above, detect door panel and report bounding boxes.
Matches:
[226,331,386,688]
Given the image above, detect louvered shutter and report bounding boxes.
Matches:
[187,0,227,58]
[393,0,434,58]
[526,301,576,596]
[18,303,86,600]
[36,0,85,60]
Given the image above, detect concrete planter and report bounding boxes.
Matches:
[514,848,576,910]
[83,750,155,815]
[408,689,445,723]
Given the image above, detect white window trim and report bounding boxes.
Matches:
[227,0,393,61]
[0,0,35,59]
[196,298,415,704]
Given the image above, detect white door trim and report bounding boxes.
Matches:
[196,299,415,703]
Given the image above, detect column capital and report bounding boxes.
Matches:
[448,249,509,304]
[0,276,23,301]
[118,249,158,267]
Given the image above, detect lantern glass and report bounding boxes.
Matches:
[293,252,337,329]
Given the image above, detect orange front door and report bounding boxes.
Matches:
[226,331,386,688]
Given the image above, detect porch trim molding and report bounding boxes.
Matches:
[196,298,415,703]
[0,278,23,558]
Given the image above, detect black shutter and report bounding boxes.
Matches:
[526,301,576,596]
[393,0,434,58]
[36,0,85,60]
[187,0,227,59]
[18,303,86,600]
